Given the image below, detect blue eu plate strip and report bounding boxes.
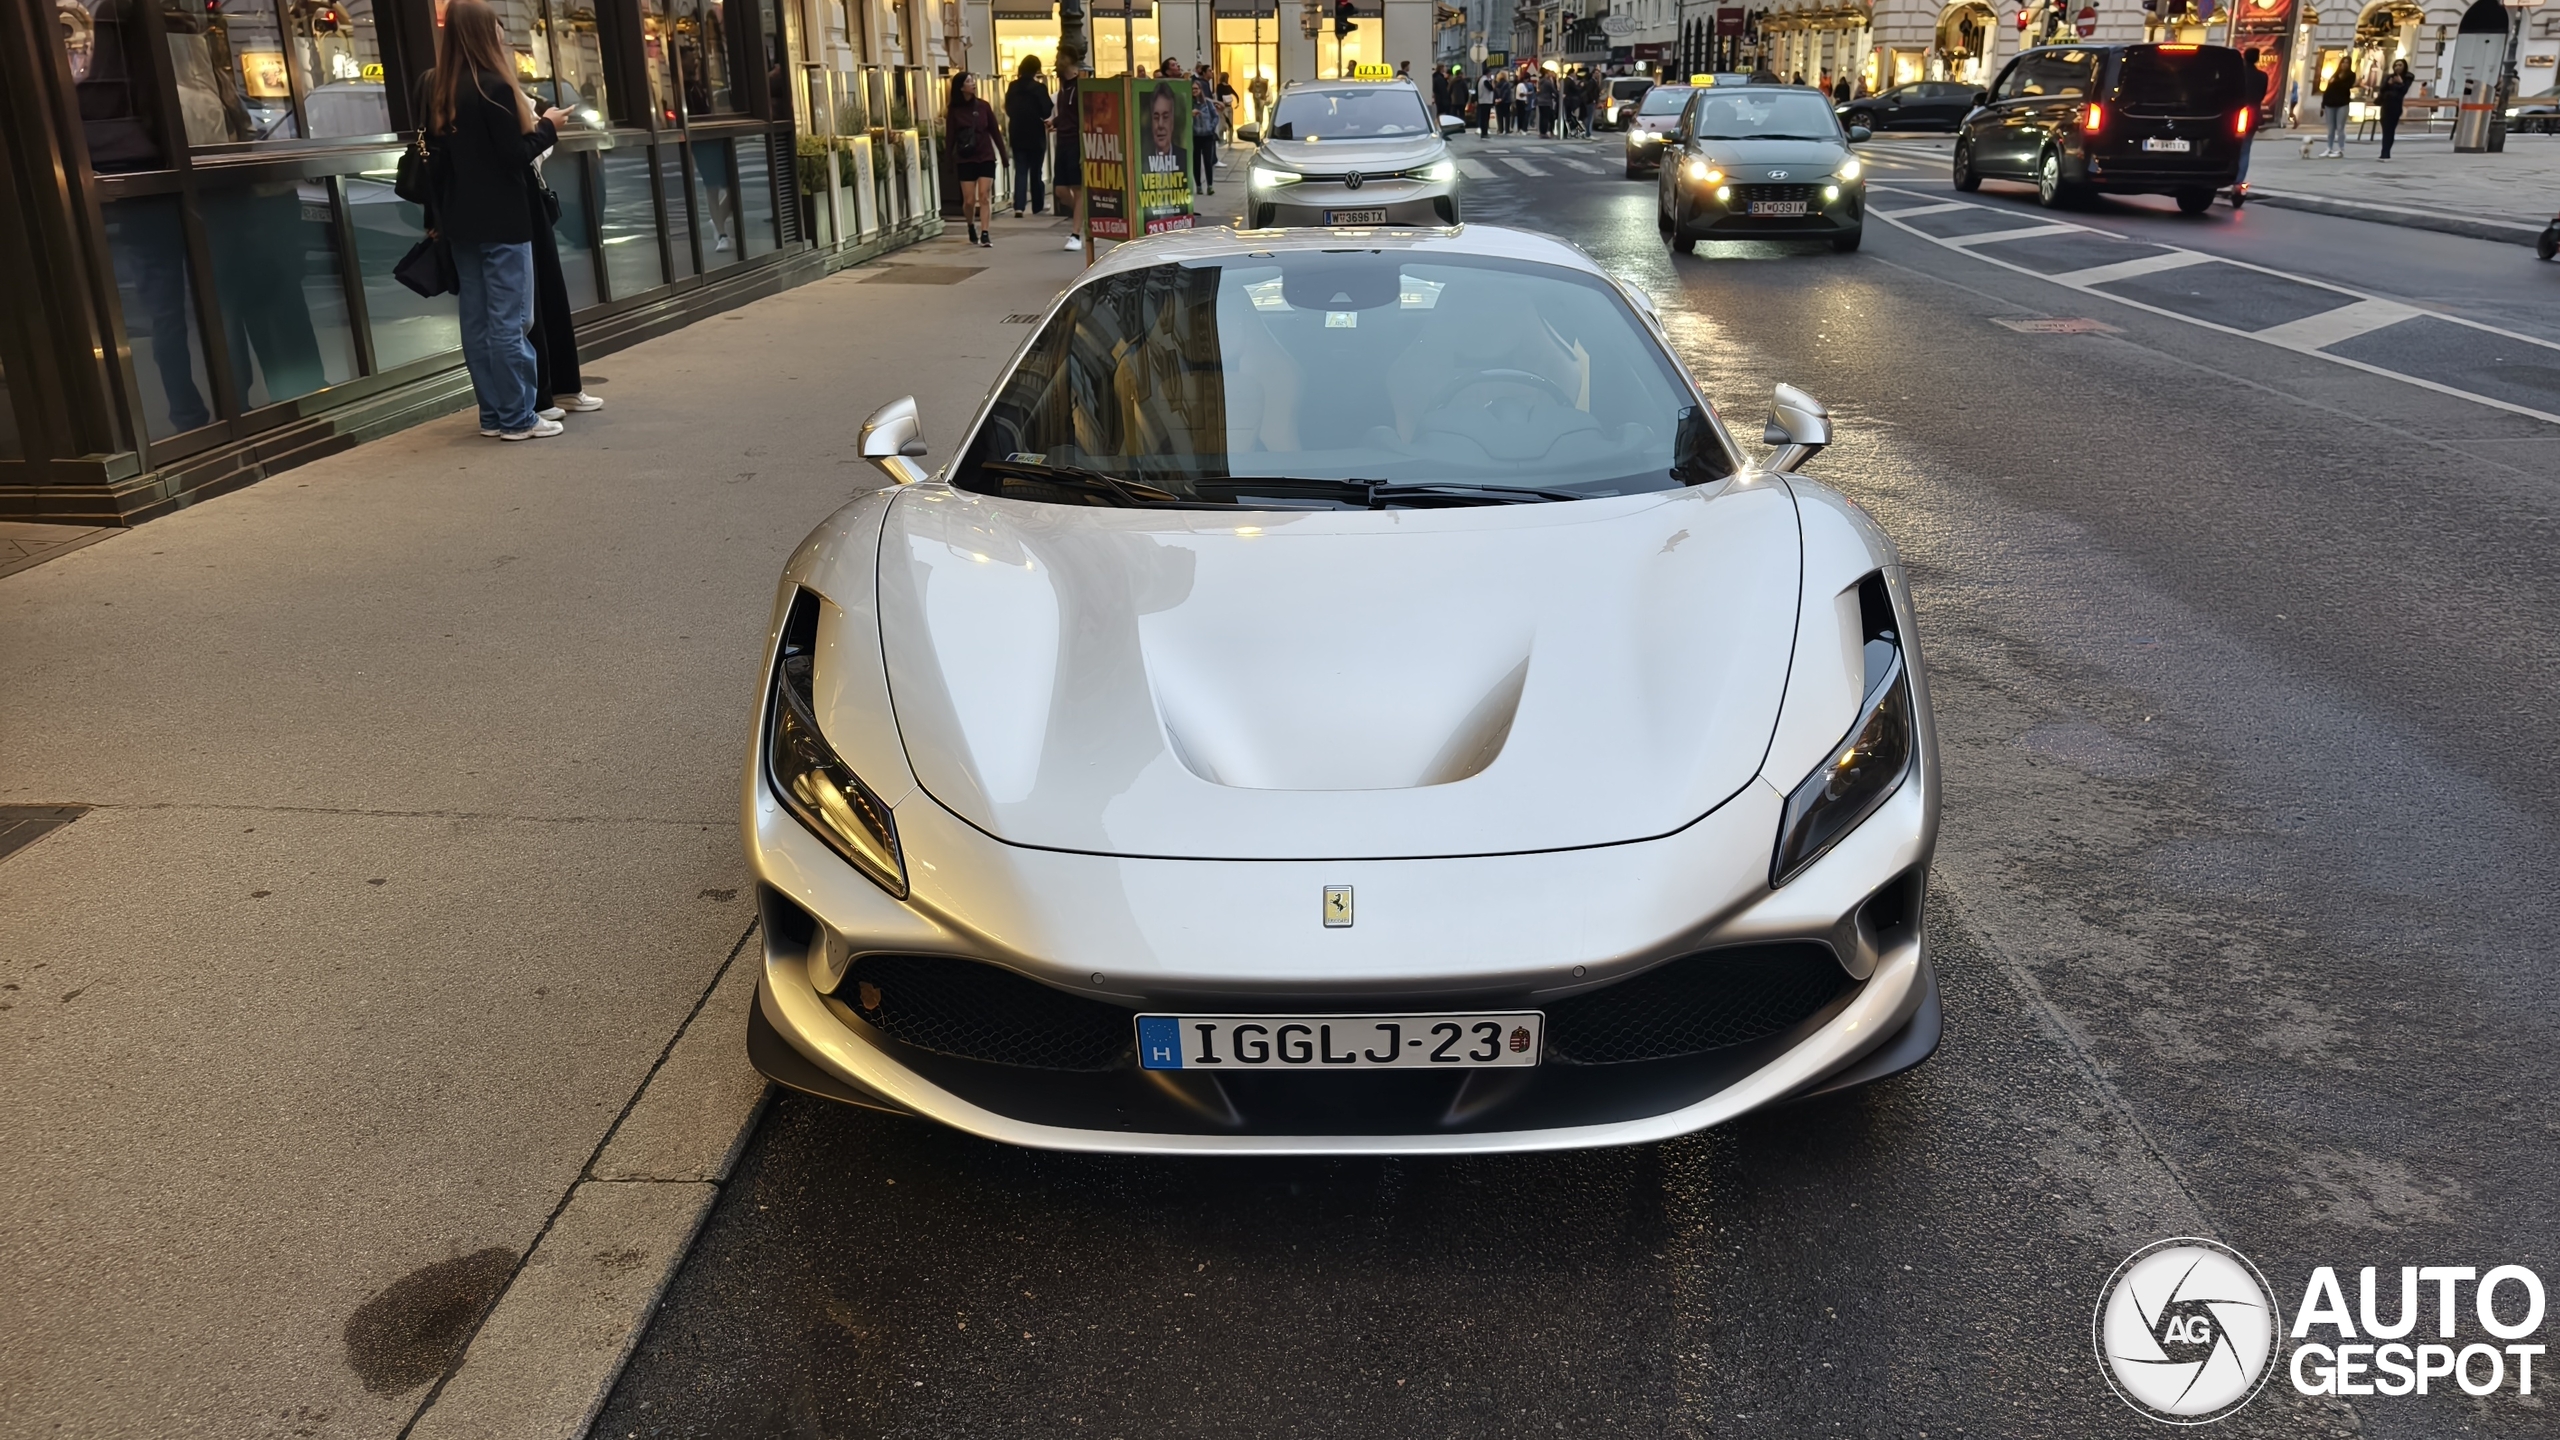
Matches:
[1137,1016,1183,1070]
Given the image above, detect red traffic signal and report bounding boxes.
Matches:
[1334,0,1356,35]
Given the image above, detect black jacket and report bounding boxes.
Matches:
[425,68,556,245]
[1004,76,1053,142]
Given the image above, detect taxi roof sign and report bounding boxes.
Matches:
[1349,62,1396,79]
[1689,73,1716,85]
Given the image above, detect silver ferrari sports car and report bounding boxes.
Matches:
[744,223,1940,1154]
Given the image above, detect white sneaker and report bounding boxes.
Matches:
[715,233,732,252]
[480,427,503,437]
[537,406,565,421]
[499,419,564,441]
[1064,235,1083,250]
[558,391,604,412]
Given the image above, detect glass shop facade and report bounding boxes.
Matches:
[2,0,945,525]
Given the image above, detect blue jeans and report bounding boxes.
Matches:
[452,240,538,433]
[1012,137,1046,212]
[2324,103,2347,151]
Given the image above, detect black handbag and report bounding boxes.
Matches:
[393,234,457,297]
[538,179,562,226]
[395,136,433,205]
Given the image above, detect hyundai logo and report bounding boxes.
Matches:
[1345,171,1365,190]
[1767,169,1789,179]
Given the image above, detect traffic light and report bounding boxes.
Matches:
[1335,0,1356,37]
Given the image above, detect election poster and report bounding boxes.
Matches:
[1079,74,1194,241]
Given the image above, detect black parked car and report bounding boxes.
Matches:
[1953,43,2255,213]
[1839,81,1978,132]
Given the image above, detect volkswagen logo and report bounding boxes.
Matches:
[2094,1238,2281,1424]
[1345,171,1365,190]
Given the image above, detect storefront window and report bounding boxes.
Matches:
[1213,16,1275,121]
[692,138,742,266]
[101,196,217,439]
[598,147,665,295]
[736,135,778,256]
[57,0,168,173]
[545,155,602,308]
[488,1,612,131]
[346,164,462,369]
[163,0,388,146]
[659,143,698,276]
[1087,9,1160,76]
[198,181,360,409]
[642,0,738,123]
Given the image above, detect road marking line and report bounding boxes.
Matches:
[1865,182,2560,427]
[1457,157,1499,178]
[2251,297,2422,350]
[1502,157,1549,176]
[1944,221,2088,246]
[2049,250,2216,286]
[1556,158,1604,173]
[1872,200,1974,219]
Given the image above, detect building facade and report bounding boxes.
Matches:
[5,0,946,527]
[1749,0,2558,117]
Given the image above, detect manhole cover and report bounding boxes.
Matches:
[1992,316,2119,334]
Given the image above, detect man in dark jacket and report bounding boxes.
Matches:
[1005,58,1053,215]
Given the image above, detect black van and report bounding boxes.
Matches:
[1953,43,2257,212]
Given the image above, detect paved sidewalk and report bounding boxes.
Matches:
[2241,129,2560,241]
[0,202,1134,1440]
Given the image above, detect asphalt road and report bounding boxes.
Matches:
[595,135,2560,1439]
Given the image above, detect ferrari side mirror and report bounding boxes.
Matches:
[860,395,931,485]
[1762,382,1831,473]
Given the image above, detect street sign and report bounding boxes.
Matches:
[1715,5,1745,33]
[1079,75,1194,242]
[2076,3,2097,35]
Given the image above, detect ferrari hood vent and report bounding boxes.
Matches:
[872,485,1802,860]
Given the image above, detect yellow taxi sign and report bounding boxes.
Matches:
[1350,63,1395,80]
[1689,73,1716,85]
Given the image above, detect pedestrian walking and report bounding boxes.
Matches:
[2376,59,2412,160]
[423,0,564,441]
[1005,56,1052,216]
[1476,69,1497,135]
[1833,73,1851,104]
[2318,58,2352,157]
[1052,59,1086,253]
[2234,47,2267,194]
[946,72,1006,247]
[1248,71,1270,127]
[1215,71,1239,142]
[1190,71,1220,194]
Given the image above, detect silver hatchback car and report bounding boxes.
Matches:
[1242,79,1462,228]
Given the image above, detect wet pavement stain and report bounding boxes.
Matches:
[342,1247,516,1394]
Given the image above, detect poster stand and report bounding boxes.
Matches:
[1078,73,1198,247]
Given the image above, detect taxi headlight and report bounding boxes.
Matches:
[1414,158,1457,182]
[766,590,907,898]
[1834,156,1862,182]
[1250,165,1302,188]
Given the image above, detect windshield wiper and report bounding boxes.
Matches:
[966,460,1236,509]
[1202,476,1591,508]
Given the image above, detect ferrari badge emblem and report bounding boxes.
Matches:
[1323,885,1353,927]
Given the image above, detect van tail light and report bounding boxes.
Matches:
[2233,106,2255,137]
[2081,101,2106,136]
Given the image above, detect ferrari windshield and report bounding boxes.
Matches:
[1687,89,1843,139]
[1267,87,1433,139]
[953,251,1735,506]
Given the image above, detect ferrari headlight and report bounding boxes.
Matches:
[1772,579,1914,886]
[1250,165,1302,188]
[1834,156,1862,182]
[1414,158,1457,183]
[765,589,906,898]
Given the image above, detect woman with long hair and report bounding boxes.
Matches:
[946,72,1007,248]
[1004,54,1051,218]
[425,0,567,439]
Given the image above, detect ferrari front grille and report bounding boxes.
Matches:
[840,954,1134,1071]
[1544,942,1850,1064]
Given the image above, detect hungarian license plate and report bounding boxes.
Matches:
[1749,200,1808,217]
[2142,137,2193,152]
[1136,1013,1543,1070]
[1326,208,1389,225]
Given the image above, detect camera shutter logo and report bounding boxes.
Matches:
[2095,1238,2282,1424]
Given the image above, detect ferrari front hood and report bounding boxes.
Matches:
[873,482,1801,860]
